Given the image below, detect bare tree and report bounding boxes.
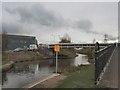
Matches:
[59,33,71,43]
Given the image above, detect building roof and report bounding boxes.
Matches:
[7,34,35,38]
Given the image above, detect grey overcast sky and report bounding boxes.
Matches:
[2,2,118,43]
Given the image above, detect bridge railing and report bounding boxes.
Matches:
[95,44,116,85]
[48,43,110,49]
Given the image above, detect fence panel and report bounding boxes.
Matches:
[95,44,116,84]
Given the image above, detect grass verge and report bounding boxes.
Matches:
[55,64,106,88]
[1,60,9,65]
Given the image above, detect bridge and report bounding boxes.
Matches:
[48,43,114,49]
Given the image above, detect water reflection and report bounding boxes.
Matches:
[1,54,90,88]
[2,61,54,88]
[74,54,90,66]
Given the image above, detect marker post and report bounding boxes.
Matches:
[56,52,58,73]
[54,44,60,73]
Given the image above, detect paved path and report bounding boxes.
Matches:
[100,46,118,88]
[23,73,60,88]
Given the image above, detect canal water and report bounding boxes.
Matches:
[1,54,90,88]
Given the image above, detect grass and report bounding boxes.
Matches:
[59,48,77,58]
[55,64,106,88]
[2,51,45,62]
[0,59,11,66]
[2,60,8,65]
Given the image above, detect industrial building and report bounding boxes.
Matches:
[6,34,37,50]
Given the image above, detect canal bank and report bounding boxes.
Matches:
[56,64,95,88]
[0,61,14,72]
[27,55,92,89]
[30,64,107,88]
[55,64,107,88]
[56,64,106,88]
[1,53,89,88]
[30,74,66,89]
[1,48,78,73]
[2,48,77,63]
[24,73,61,88]
[30,64,100,88]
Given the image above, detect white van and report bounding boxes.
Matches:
[29,44,38,50]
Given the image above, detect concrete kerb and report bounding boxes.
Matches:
[0,61,14,72]
[96,47,116,85]
[23,73,60,89]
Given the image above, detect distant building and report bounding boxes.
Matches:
[6,34,37,50]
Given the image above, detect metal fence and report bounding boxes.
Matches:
[95,44,116,85]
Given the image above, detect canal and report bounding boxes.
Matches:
[1,54,90,88]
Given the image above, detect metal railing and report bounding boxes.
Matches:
[95,44,116,85]
[48,43,111,49]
